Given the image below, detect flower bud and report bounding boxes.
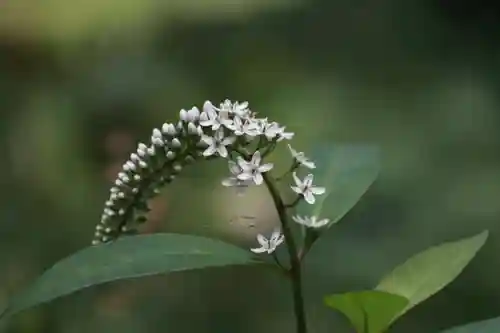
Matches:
[180,109,189,122]
[166,151,176,160]
[188,107,200,121]
[152,128,162,138]
[173,163,182,172]
[187,122,198,135]
[162,123,176,136]
[203,100,213,114]
[171,138,182,148]
[152,137,164,147]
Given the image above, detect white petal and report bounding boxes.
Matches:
[207,107,218,120]
[237,172,253,181]
[201,135,213,145]
[314,218,330,228]
[203,146,217,157]
[256,234,268,247]
[266,247,276,254]
[303,191,316,204]
[281,132,294,140]
[290,185,302,194]
[258,163,273,173]
[251,151,262,166]
[302,160,316,169]
[303,174,314,187]
[292,172,301,187]
[273,234,285,247]
[222,136,236,145]
[237,158,253,172]
[270,229,281,241]
[253,173,263,185]
[311,186,326,195]
[214,129,225,141]
[251,247,267,254]
[292,215,306,225]
[228,160,241,175]
[217,145,228,158]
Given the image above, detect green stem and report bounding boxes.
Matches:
[263,173,307,333]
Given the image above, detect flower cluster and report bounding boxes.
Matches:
[94,100,291,244]
[93,99,330,254]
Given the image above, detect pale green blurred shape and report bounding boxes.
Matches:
[0,0,301,43]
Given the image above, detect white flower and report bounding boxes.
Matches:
[291,172,325,204]
[218,99,251,119]
[221,160,253,195]
[288,144,316,169]
[251,229,285,254]
[292,215,330,228]
[236,151,273,185]
[255,119,294,141]
[200,129,236,158]
[263,121,282,140]
[200,101,231,130]
[226,116,260,136]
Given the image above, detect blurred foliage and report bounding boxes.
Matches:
[1,0,500,332]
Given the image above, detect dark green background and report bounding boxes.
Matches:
[1,0,499,332]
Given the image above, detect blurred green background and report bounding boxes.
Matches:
[1,0,500,332]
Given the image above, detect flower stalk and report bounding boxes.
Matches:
[263,173,308,333]
[94,99,331,333]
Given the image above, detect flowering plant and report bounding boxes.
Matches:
[0,100,492,333]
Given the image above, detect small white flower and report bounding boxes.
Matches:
[221,160,253,195]
[236,151,273,185]
[200,129,236,158]
[291,172,325,204]
[263,120,282,140]
[226,116,259,136]
[251,229,285,254]
[219,100,251,119]
[288,144,315,169]
[200,103,223,130]
[292,215,330,228]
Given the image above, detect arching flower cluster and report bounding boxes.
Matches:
[93,99,330,254]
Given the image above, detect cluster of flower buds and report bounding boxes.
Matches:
[93,106,205,244]
[93,99,330,253]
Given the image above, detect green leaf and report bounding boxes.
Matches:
[0,234,259,321]
[301,144,379,226]
[324,290,408,333]
[376,230,488,322]
[440,317,500,333]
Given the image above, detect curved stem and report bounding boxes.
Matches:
[263,173,307,333]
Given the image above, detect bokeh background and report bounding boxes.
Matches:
[1,0,500,332]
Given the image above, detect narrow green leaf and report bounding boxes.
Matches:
[440,317,500,333]
[324,290,408,333]
[376,230,488,322]
[0,234,259,321]
[301,144,379,226]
